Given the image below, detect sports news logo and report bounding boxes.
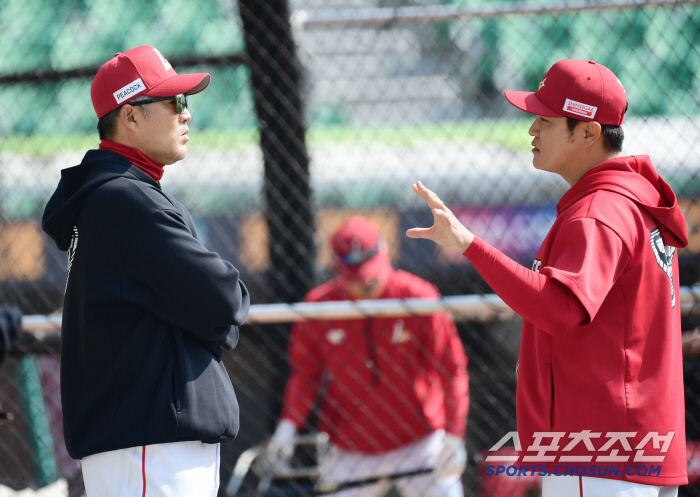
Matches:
[563,98,597,119]
[487,431,674,463]
[483,431,674,479]
[113,78,146,104]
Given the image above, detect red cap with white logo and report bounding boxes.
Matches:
[90,45,211,118]
[504,59,627,125]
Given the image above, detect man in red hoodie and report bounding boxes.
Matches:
[265,216,469,497]
[407,59,688,496]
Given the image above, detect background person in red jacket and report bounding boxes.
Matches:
[264,216,470,497]
[407,59,688,497]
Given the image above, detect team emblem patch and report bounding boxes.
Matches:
[531,259,541,273]
[651,228,676,307]
[153,48,172,71]
[391,320,411,344]
[326,329,346,345]
[616,77,626,93]
[65,226,78,292]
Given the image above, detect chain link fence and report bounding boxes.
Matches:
[1,0,700,495]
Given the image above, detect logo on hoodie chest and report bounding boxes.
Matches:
[650,228,676,307]
[326,329,346,345]
[65,227,78,292]
[532,259,542,273]
[391,320,412,343]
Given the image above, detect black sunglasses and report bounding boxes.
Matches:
[128,94,188,114]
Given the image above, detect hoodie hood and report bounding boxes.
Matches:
[42,150,157,251]
[558,155,688,248]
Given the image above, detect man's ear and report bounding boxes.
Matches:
[581,121,602,148]
[118,105,139,133]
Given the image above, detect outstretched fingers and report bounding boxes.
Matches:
[413,181,446,211]
[407,182,449,243]
[406,225,432,239]
[406,182,475,252]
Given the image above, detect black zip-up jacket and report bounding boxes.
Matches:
[42,149,250,459]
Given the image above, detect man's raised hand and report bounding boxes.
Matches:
[405,182,475,253]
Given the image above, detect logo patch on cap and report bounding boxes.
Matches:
[113,78,146,104]
[563,98,597,119]
[616,77,626,93]
[153,48,172,71]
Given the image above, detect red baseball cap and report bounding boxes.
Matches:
[91,45,211,118]
[504,59,627,125]
[331,217,392,283]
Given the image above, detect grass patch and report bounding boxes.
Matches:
[306,121,532,150]
[0,134,100,158]
[0,120,533,157]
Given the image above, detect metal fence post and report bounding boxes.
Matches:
[238,0,316,431]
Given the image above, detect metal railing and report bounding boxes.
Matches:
[18,285,700,332]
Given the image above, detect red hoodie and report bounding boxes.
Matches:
[279,268,469,453]
[466,155,688,486]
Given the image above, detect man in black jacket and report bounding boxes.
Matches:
[42,45,250,496]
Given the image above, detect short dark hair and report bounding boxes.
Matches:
[565,101,628,154]
[96,95,151,141]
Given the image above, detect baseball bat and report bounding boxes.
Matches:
[225,444,263,496]
[235,467,434,497]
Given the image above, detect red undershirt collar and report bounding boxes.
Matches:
[98,140,165,182]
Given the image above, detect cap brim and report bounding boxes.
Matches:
[336,251,391,283]
[146,73,211,97]
[504,90,563,118]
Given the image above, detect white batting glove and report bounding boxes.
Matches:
[264,419,297,468]
[435,433,467,479]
